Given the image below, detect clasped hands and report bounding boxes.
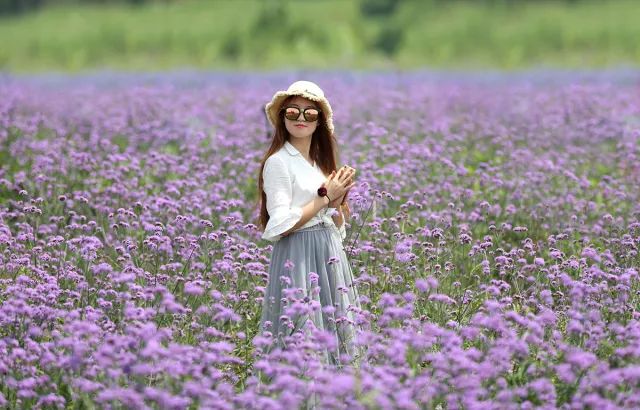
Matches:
[322,165,356,208]
[281,166,355,238]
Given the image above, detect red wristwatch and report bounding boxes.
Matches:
[317,186,331,202]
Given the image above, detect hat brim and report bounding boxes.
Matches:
[265,90,334,135]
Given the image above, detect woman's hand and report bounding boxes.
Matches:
[325,166,355,206]
[341,200,351,221]
[333,166,356,206]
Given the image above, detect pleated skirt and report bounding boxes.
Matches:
[257,220,365,369]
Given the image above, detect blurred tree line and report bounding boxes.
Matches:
[2,0,635,71]
[359,0,585,58]
[0,0,155,15]
[240,0,591,61]
[0,0,591,17]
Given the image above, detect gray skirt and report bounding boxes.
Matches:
[258,220,365,368]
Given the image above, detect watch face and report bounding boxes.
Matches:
[317,186,327,196]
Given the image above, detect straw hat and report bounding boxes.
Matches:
[264,80,334,135]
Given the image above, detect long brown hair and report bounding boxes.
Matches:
[255,95,349,231]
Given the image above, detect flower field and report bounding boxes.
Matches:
[1,71,640,409]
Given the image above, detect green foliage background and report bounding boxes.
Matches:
[0,0,639,72]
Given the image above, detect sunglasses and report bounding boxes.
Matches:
[281,105,321,122]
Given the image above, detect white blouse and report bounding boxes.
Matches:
[261,140,347,243]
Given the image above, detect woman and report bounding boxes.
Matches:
[255,80,364,368]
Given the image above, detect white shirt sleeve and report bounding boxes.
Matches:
[261,155,304,242]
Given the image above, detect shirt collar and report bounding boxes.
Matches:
[284,140,300,156]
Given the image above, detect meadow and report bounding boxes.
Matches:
[1,71,639,408]
[1,0,640,72]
